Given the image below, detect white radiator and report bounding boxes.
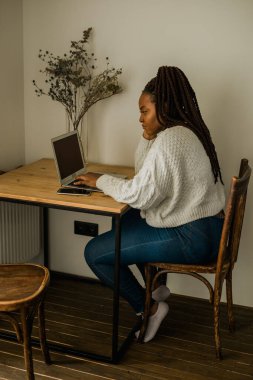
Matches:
[0,201,41,263]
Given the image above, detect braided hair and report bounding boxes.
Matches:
[143,66,223,183]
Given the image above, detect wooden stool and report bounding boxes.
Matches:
[0,264,51,379]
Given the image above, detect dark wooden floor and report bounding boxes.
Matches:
[0,273,253,379]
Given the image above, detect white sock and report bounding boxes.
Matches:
[135,301,169,343]
[152,285,171,302]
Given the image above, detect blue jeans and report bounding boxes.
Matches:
[84,208,223,314]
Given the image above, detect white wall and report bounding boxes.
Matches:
[21,0,253,306]
[0,0,25,171]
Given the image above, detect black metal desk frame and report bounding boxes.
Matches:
[0,197,139,364]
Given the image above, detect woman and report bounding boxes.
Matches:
[74,66,225,342]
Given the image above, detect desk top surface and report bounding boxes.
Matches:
[0,159,134,215]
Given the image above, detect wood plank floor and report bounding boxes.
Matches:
[0,272,252,379]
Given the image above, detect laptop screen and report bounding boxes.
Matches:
[51,131,85,183]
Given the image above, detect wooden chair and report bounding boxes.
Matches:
[0,264,51,379]
[138,158,251,359]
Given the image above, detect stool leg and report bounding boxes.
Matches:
[0,313,23,343]
[38,301,51,364]
[20,307,35,380]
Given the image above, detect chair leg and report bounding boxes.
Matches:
[38,301,51,364]
[226,270,235,332]
[20,307,35,380]
[138,265,153,342]
[213,286,223,360]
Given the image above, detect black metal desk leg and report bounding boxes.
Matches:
[42,207,49,268]
[111,214,121,362]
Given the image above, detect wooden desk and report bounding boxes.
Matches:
[0,158,136,363]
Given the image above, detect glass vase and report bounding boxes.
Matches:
[66,112,88,163]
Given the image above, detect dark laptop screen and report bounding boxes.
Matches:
[53,133,83,179]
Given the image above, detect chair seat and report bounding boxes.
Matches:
[0,264,49,311]
[147,259,230,274]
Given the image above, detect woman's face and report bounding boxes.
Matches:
[139,93,164,138]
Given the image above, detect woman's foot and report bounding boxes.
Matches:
[135,301,169,343]
[152,285,171,302]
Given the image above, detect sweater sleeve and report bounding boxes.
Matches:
[96,136,173,210]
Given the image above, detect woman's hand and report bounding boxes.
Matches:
[74,172,102,188]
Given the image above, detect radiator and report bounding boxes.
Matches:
[0,201,41,263]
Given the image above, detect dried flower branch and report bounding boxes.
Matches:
[33,27,122,130]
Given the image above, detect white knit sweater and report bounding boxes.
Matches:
[96,126,225,227]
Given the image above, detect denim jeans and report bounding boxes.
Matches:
[84,208,223,314]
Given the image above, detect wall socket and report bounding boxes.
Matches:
[74,221,98,237]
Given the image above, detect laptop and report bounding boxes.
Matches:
[51,130,126,194]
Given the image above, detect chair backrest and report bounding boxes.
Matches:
[216,159,251,272]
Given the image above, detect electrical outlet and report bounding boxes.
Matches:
[74,221,98,237]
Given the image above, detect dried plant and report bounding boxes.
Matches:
[33,27,122,131]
